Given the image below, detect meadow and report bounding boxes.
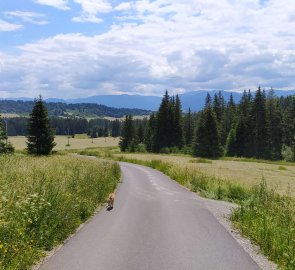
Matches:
[8,135,120,151]
[0,155,120,270]
[101,151,295,196]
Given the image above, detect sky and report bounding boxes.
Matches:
[0,0,295,99]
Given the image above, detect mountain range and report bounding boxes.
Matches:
[3,90,295,112]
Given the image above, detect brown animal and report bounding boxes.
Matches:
[107,193,115,209]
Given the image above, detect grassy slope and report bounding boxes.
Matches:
[0,155,120,270]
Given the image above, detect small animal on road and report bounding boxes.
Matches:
[107,193,115,210]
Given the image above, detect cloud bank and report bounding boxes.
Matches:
[0,0,295,98]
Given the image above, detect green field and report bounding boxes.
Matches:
[112,152,295,197]
[8,136,120,151]
[0,155,120,270]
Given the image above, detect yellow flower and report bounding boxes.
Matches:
[0,244,3,249]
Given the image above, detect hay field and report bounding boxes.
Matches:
[8,136,119,151]
[114,153,295,196]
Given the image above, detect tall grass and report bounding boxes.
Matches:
[232,181,295,270]
[0,155,120,270]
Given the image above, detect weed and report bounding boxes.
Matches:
[0,155,120,270]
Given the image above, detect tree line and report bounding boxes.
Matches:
[120,88,295,161]
[0,100,150,118]
[3,116,126,138]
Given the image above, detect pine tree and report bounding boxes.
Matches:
[137,123,144,143]
[213,92,222,124]
[153,91,171,152]
[0,114,14,153]
[144,113,156,152]
[252,87,269,159]
[266,89,282,160]
[119,115,135,152]
[220,93,236,147]
[0,114,7,153]
[194,95,222,158]
[230,90,255,157]
[173,95,184,148]
[26,97,56,155]
[184,108,194,146]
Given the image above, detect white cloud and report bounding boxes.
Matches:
[72,0,112,23]
[0,19,22,32]
[4,11,48,25]
[115,2,132,11]
[1,0,295,98]
[34,0,70,10]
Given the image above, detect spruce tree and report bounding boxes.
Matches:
[119,115,135,152]
[144,113,156,152]
[0,114,7,153]
[252,87,269,159]
[194,94,221,158]
[266,89,282,160]
[173,95,184,148]
[0,114,14,154]
[137,123,144,143]
[184,108,194,146]
[220,93,236,147]
[26,96,56,155]
[153,91,171,152]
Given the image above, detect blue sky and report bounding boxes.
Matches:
[0,0,295,99]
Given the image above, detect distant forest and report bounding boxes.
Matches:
[0,100,150,118]
[120,88,295,161]
[3,115,146,138]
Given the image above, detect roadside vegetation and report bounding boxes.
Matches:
[0,155,120,270]
[0,99,121,270]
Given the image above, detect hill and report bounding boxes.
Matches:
[0,100,151,118]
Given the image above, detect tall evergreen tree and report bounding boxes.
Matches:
[266,89,282,160]
[173,95,184,148]
[153,91,171,152]
[119,115,135,152]
[144,113,156,152]
[220,93,236,147]
[0,114,7,153]
[137,123,144,143]
[282,96,295,147]
[0,114,14,153]
[26,96,56,155]
[252,87,269,159]
[194,94,221,158]
[184,108,194,146]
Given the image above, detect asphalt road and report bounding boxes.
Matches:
[39,162,260,270]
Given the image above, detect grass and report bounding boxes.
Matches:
[111,152,295,197]
[0,155,120,270]
[76,148,295,269]
[8,136,120,151]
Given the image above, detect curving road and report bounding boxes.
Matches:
[39,162,260,270]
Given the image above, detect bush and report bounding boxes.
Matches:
[282,145,294,162]
[136,143,147,153]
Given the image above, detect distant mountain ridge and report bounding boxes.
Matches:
[2,90,295,112]
[0,100,151,118]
